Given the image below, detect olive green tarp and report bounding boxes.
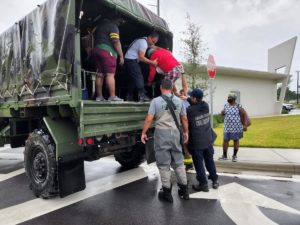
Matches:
[0,0,171,101]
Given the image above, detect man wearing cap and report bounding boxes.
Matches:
[141,79,189,203]
[187,88,219,192]
[219,93,246,162]
[124,32,159,102]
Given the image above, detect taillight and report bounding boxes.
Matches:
[78,138,83,145]
[86,138,93,145]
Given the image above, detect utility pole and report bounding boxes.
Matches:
[157,0,160,16]
[297,71,299,104]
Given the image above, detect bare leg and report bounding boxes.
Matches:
[181,74,188,95]
[233,140,239,156]
[106,73,115,97]
[222,140,229,157]
[96,74,104,97]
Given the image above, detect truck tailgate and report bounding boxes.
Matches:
[79,101,149,138]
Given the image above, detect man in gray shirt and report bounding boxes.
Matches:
[141,79,189,202]
[124,32,159,101]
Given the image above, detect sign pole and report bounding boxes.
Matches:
[207,54,216,128]
[297,71,299,104]
[210,79,214,128]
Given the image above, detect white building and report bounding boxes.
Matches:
[196,37,297,117]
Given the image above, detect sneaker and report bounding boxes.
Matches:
[138,93,150,102]
[96,96,106,102]
[108,96,124,102]
[232,155,238,162]
[218,155,228,160]
[192,183,209,192]
[212,180,219,189]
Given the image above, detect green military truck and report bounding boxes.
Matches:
[0,0,172,198]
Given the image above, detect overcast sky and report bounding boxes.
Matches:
[0,0,299,91]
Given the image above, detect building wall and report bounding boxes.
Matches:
[205,75,278,117]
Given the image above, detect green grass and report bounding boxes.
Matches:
[213,115,300,148]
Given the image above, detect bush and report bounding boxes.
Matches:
[281,108,289,114]
[213,114,224,128]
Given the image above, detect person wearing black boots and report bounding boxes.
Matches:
[141,79,189,202]
[187,88,219,192]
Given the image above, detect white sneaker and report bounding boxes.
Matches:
[96,96,106,102]
[108,96,124,102]
[218,155,228,160]
[232,155,238,162]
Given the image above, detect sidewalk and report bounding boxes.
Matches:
[213,146,300,177]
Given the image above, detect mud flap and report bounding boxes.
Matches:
[58,159,86,197]
[145,136,155,164]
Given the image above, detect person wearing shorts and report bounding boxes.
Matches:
[219,93,246,162]
[92,17,124,101]
[147,47,187,96]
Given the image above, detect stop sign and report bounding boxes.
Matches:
[207,54,216,79]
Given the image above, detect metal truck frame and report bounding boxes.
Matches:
[0,0,173,198]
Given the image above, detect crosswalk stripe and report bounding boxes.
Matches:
[0,168,25,182]
[0,167,147,225]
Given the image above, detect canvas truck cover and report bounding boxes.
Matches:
[0,0,75,103]
[0,0,171,104]
[84,0,171,33]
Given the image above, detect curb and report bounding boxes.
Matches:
[215,160,300,176]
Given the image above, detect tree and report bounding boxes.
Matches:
[277,87,298,101]
[181,14,207,89]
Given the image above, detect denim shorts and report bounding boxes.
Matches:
[223,132,243,141]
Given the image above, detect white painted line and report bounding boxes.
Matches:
[0,167,147,225]
[0,147,11,152]
[0,168,25,182]
[190,182,300,225]
[0,153,23,160]
[187,170,300,182]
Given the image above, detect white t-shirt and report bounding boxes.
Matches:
[125,38,148,60]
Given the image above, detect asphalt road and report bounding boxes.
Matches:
[0,146,300,225]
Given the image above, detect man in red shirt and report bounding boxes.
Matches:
[147,47,187,95]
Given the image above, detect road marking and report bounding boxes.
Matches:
[190,182,300,225]
[0,153,24,160]
[188,170,300,182]
[0,168,25,182]
[0,167,147,225]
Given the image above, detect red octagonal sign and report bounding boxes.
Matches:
[207,54,216,79]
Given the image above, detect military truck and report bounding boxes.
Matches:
[0,0,172,198]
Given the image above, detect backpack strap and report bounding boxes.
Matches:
[161,95,181,132]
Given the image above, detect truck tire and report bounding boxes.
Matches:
[114,143,145,169]
[24,129,58,199]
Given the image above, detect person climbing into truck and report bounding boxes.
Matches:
[92,16,125,102]
[124,32,159,102]
[146,46,188,97]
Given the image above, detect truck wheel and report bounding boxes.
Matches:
[24,129,58,199]
[114,143,145,169]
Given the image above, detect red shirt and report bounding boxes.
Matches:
[148,48,180,83]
